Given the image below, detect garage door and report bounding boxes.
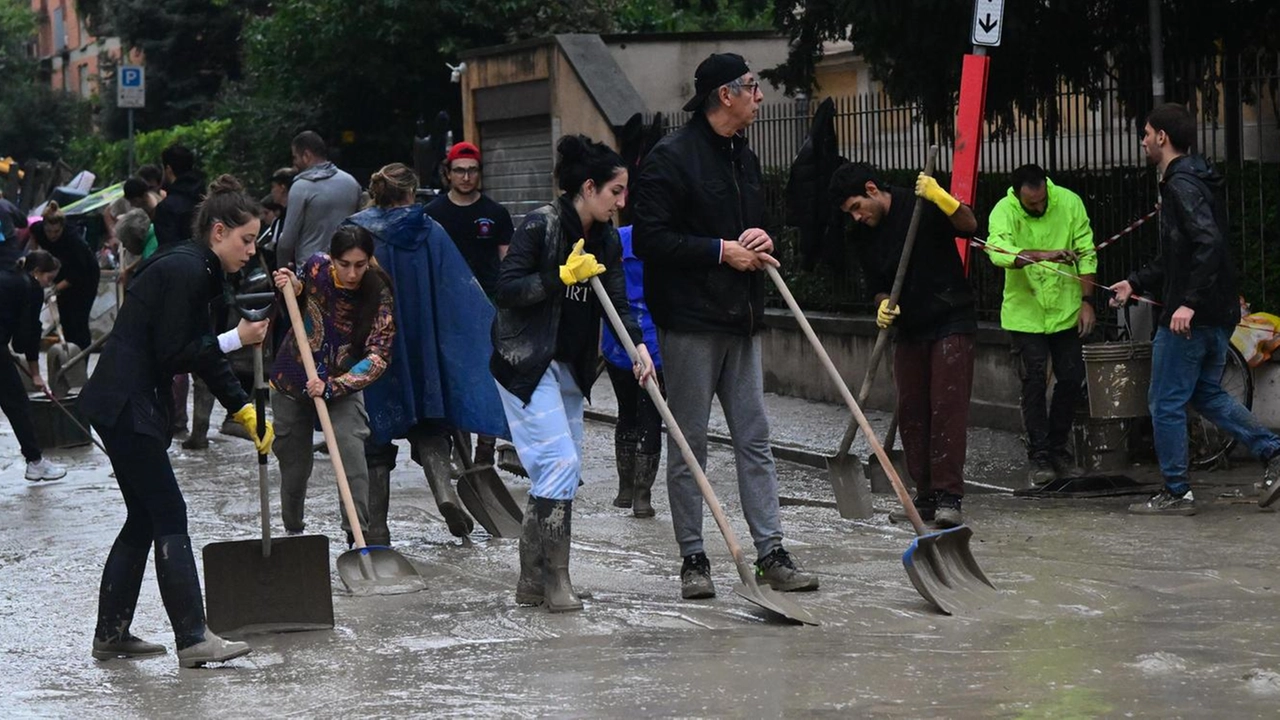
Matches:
[480,116,553,223]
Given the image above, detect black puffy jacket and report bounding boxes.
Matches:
[632,113,767,336]
[1128,154,1238,329]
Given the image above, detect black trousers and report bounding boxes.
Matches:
[58,289,95,349]
[0,359,41,462]
[606,363,664,454]
[93,402,189,545]
[1010,328,1086,459]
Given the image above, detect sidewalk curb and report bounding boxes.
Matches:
[583,408,828,469]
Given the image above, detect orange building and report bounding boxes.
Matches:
[29,0,124,98]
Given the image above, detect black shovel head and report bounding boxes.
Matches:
[203,534,334,636]
[732,580,821,626]
[826,453,875,520]
[336,546,427,596]
[901,525,997,616]
[457,466,524,538]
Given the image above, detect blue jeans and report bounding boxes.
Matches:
[496,361,584,501]
[1150,326,1280,492]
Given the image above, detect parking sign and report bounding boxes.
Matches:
[117,65,145,109]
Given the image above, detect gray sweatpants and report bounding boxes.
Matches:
[272,389,371,535]
[660,330,783,559]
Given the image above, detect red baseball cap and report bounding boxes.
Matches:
[446,142,481,165]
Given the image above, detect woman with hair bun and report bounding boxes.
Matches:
[29,201,100,348]
[0,250,67,481]
[491,134,654,613]
[79,174,274,668]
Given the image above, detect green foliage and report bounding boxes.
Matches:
[615,0,773,34]
[65,119,232,185]
[0,0,92,162]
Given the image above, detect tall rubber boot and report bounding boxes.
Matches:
[413,433,474,538]
[182,378,214,449]
[154,534,251,668]
[92,537,166,660]
[365,460,392,546]
[533,496,582,613]
[612,439,637,508]
[632,451,661,519]
[474,435,497,468]
[514,497,542,605]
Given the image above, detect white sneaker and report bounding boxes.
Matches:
[25,458,67,481]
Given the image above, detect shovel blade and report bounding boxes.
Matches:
[336,546,427,596]
[901,525,997,616]
[731,579,820,626]
[203,535,334,636]
[457,466,524,538]
[865,450,912,495]
[826,454,875,520]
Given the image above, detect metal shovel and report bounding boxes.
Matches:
[454,430,524,538]
[590,277,818,626]
[280,285,426,595]
[204,342,335,635]
[766,266,996,615]
[823,146,938,519]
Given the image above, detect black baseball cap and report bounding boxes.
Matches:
[682,53,751,112]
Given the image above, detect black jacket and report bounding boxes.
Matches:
[30,220,99,305]
[80,241,248,439]
[1128,155,1238,329]
[490,197,641,405]
[633,113,767,336]
[154,172,204,246]
[0,268,43,362]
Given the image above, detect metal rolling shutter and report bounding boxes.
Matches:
[480,117,553,223]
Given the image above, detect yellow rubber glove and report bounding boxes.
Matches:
[559,239,605,285]
[876,298,901,329]
[915,173,961,216]
[230,403,275,455]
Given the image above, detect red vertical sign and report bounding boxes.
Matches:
[951,53,990,273]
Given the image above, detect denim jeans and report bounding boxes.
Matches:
[1149,325,1280,492]
[496,361,584,501]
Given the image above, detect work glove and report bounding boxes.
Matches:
[230,403,275,455]
[876,298,901,329]
[559,239,605,285]
[915,173,961,216]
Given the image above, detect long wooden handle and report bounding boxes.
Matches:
[280,285,367,550]
[589,277,753,574]
[766,266,927,535]
[834,145,939,457]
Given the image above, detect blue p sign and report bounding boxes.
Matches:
[121,68,142,87]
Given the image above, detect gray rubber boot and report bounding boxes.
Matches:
[181,379,214,449]
[365,460,392,546]
[533,496,582,613]
[515,498,542,605]
[413,433,474,538]
[613,439,637,508]
[632,451,661,519]
[92,537,166,660]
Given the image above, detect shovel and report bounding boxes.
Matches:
[280,284,426,595]
[864,411,911,495]
[590,277,818,626]
[766,267,996,615]
[823,145,938,519]
[203,341,335,635]
[454,430,524,538]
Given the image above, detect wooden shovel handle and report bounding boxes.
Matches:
[280,285,367,550]
[766,266,927,535]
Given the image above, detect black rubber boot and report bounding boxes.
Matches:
[92,537,166,660]
[533,496,583,613]
[612,440,637,508]
[632,451,660,518]
[181,380,214,450]
[412,433,474,538]
[514,498,542,605]
[474,435,496,468]
[154,535,251,668]
[365,460,392,547]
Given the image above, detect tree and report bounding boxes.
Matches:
[0,0,90,162]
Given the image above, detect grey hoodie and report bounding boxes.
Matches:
[277,161,362,268]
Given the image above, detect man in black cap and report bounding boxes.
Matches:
[633,53,819,601]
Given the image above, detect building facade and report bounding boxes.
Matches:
[29,0,123,98]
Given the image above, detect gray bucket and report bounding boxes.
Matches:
[1083,342,1152,419]
[29,392,93,449]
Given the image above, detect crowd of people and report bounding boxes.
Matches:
[1,51,1277,668]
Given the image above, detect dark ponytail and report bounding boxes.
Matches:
[16,249,60,275]
[192,174,262,243]
[328,225,392,353]
[554,134,625,198]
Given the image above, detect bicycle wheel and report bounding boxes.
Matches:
[1188,344,1254,468]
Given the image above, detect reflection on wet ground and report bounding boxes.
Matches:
[2,409,1279,718]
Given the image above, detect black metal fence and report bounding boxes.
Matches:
[652,54,1280,321]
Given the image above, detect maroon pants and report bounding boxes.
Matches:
[893,333,975,497]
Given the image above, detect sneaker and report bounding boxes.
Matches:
[1027,455,1057,487]
[180,435,209,450]
[1259,453,1280,508]
[177,632,252,669]
[680,552,716,599]
[754,547,819,592]
[1049,448,1084,479]
[934,493,964,528]
[1129,488,1197,516]
[25,457,67,481]
[888,493,936,524]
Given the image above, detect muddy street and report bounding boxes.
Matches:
[4,406,1280,718]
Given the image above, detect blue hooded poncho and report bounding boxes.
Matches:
[346,205,509,444]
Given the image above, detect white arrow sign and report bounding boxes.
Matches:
[971,0,1004,47]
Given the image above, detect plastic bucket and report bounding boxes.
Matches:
[1082,341,1152,419]
[28,392,93,449]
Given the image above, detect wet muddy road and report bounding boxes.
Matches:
[4,413,1280,718]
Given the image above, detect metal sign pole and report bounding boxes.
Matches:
[128,109,135,176]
